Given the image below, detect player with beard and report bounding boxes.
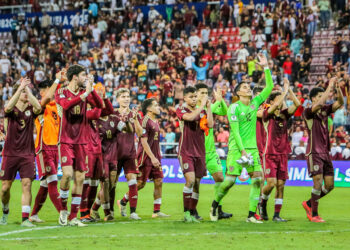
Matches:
[114,88,143,220]
[29,70,66,223]
[0,78,41,227]
[55,65,103,226]
[177,86,213,223]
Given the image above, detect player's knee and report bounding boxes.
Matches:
[22,180,32,191]
[154,179,163,188]
[186,180,195,189]
[324,184,334,192]
[138,182,146,190]
[215,174,224,183]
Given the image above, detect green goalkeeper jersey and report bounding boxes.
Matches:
[205,99,228,153]
[227,68,273,152]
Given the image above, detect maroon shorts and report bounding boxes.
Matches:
[86,153,104,179]
[117,158,139,175]
[36,150,59,180]
[263,154,289,180]
[307,153,334,177]
[103,161,118,179]
[179,154,206,178]
[59,143,88,172]
[0,155,36,180]
[137,164,164,182]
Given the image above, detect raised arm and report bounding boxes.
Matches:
[4,78,29,113]
[257,54,274,102]
[287,88,301,115]
[267,78,290,114]
[101,98,114,117]
[182,96,207,121]
[25,86,42,114]
[311,77,336,113]
[332,80,344,112]
[192,62,199,71]
[206,100,214,128]
[230,111,245,155]
[41,69,66,107]
[211,86,228,116]
[131,107,143,137]
[87,107,102,120]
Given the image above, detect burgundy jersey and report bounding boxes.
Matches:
[263,109,292,155]
[87,108,102,155]
[137,115,161,165]
[3,106,36,157]
[98,115,124,162]
[176,106,206,157]
[55,88,102,145]
[115,110,136,160]
[256,118,266,155]
[303,104,333,154]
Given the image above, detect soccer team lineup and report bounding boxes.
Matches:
[0,53,345,229]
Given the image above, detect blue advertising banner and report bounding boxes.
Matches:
[2,157,350,187]
[0,10,88,32]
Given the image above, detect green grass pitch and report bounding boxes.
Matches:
[0,181,349,249]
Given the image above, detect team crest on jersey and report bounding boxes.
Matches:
[229,166,234,172]
[142,129,147,134]
[0,170,4,177]
[265,168,271,174]
[183,163,189,170]
[231,115,237,121]
[321,111,326,116]
[46,166,51,172]
[279,122,283,127]
[25,110,31,117]
[110,121,115,127]
[314,165,320,171]
[62,156,67,163]
[181,109,186,113]
[59,94,65,98]
[250,104,256,110]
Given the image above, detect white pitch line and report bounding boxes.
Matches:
[2,230,350,241]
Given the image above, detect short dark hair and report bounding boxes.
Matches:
[234,82,249,95]
[309,87,325,100]
[142,98,155,115]
[195,83,208,91]
[268,91,282,103]
[67,65,85,81]
[38,79,53,89]
[183,86,197,96]
[253,86,264,95]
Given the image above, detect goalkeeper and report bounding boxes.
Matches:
[209,54,273,223]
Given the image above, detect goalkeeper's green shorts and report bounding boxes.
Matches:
[205,152,223,175]
[226,149,262,176]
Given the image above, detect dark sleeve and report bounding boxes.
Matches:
[141,119,149,139]
[55,91,82,110]
[262,108,272,122]
[303,107,314,120]
[282,108,292,120]
[101,99,114,117]
[176,108,188,120]
[4,109,14,118]
[87,108,102,120]
[324,104,333,116]
[87,90,103,108]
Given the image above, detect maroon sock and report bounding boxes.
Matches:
[183,187,192,212]
[128,180,138,213]
[274,198,283,214]
[311,189,321,217]
[80,183,90,215]
[92,198,101,211]
[60,188,69,211]
[47,181,62,213]
[121,193,129,205]
[88,185,98,212]
[68,194,82,221]
[102,203,111,216]
[31,186,48,216]
[109,187,116,212]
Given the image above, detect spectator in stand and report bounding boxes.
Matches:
[235,43,249,63]
[291,34,303,56]
[254,29,266,51]
[283,56,293,81]
[220,0,232,28]
[292,126,304,147]
[165,127,176,155]
[184,5,194,36]
[216,127,229,147]
[202,5,211,26]
[333,105,347,129]
[318,0,331,29]
[239,24,252,46]
[342,142,350,160]
[333,34,342,65]
[331,140,343,160]
[146,50,159,80]
[192,61,209,81]
[216,143,226,158]
[294,140,306,160]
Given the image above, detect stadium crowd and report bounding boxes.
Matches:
[0,0,349,159]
